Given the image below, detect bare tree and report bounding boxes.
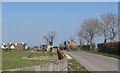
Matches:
[44,32,56,46]
[101,13,118,42]
[49,32,56,45]
[78,18,102,50]
[78,29,90,45]
[44,35,50,44]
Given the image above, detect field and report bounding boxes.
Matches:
[2,50,57,70]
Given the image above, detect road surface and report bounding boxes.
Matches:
[66,51,118,71]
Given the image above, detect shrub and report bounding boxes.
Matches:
[79,45,90,51]
[97,42,119,55]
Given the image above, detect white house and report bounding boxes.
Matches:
[15,43,17,45]
[47,44,53,51]
[1,43,7,49]
[22,42,24,45]
[1,42,29,50]
[10,44,15,50]
[25,45,28,49]
[1,45,6,49]
[2,43,5,45]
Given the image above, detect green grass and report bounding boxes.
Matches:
[2,50,57,70]
[88,51,119,59]
[68,59,88,71]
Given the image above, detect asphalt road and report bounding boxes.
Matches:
[66,51,118,71]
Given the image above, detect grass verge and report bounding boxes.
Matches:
[87,51,119,60]
[68,59,88,71]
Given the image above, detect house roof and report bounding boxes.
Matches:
[1,43,28,49]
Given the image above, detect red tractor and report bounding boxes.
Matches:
[64,40,78,51]
[70,41,78,51]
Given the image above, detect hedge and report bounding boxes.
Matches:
[97,42,119,55]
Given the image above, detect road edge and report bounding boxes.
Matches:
[65,51,94,72]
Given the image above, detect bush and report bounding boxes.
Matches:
[79,45,90,51]
[97,42,119,55]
